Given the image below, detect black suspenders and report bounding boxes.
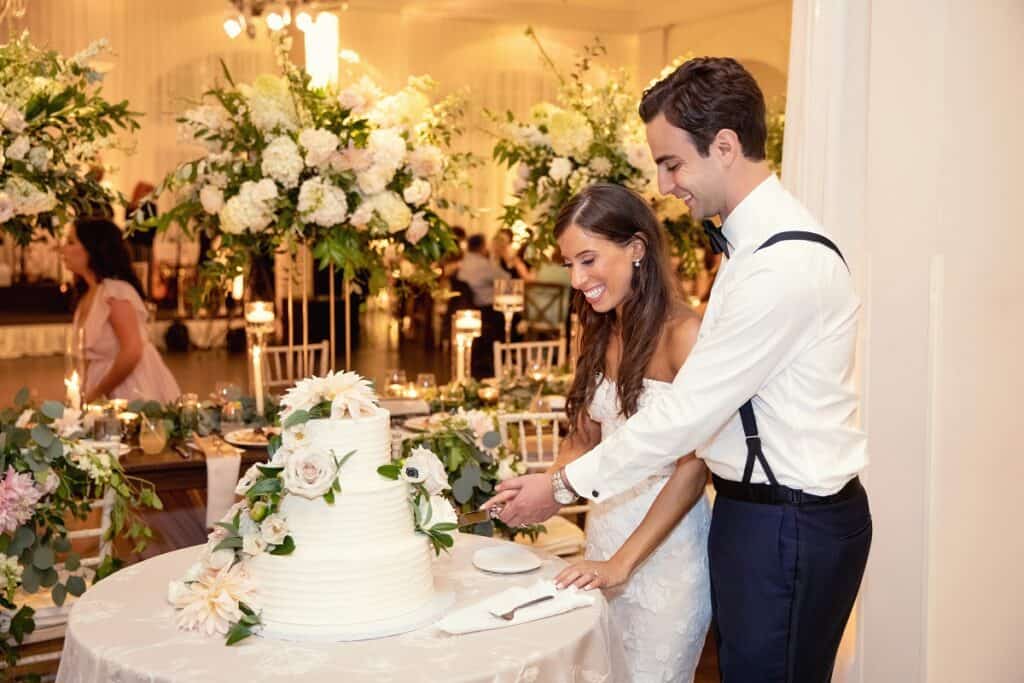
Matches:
[737,231,848,485]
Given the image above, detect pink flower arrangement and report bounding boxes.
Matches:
[0,467,43,534]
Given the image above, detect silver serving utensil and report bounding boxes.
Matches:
[457,510,492,528]
[494,594,554,621]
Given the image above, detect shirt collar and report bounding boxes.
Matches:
[720,174,782,254]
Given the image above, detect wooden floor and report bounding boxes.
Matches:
[0,306,721,680]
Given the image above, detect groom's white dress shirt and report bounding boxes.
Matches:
[565,175,867,499]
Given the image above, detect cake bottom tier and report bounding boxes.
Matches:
[247,535,439,641]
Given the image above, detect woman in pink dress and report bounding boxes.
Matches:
[62,218,180,403]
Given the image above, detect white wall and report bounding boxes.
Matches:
[786,1,1024,680]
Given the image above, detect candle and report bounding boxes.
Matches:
[494,294,523,309]
[245,301,276,325]
[110,398,128,414]
[117,411,139,422]
[477,386,499,404]
[404,385,420,399]
[454,310,482,336]
[64,371,81,411]
[252,344,265,417]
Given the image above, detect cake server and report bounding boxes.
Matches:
[457,509,497,527]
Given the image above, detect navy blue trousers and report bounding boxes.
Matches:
[708,484,871,682]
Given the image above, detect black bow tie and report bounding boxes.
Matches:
[702,220,730,257]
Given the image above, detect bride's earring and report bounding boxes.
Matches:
[633,259,641,268]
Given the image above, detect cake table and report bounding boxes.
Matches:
[56,533,620,682]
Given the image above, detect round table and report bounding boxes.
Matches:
[57,533,620,682]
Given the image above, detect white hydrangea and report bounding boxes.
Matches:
[367,128,407,172]
[624,140,653,171]
[298,128,339,168]
[244,74,298,132]
[178,105,227,151]
[0,192,13,223]
[218,179,278,234]
[6,135,29,161]
[407,144,444,178]
[402,178,431,206]
[4,177,56,216]
[406,211,429,245]
[349,200,374,228]
[26,145,50,173]
[368,191,412,233]
[261,136,304,189]
[356,165,392,195]
[297,177,348,227]
[337,76,382,115]
[589,155,612,175]
[548,157,573,183]
[332,143,372,173]
[368,88,429,131]
[199,185,224,214]
[0,103,26,133]
[547,109,593,158]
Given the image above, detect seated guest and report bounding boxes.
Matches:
[62,218,181,403]
[456,234,509,378]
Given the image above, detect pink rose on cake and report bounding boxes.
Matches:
[401,446,449,496]
[282,448,338,499]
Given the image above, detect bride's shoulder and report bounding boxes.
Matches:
[663,303,701,370]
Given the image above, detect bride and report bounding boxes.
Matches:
[548,183,711,682]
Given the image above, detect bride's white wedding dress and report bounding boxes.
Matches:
[585,376,712,683]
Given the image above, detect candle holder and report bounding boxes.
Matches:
[493,279,525,344]
[452,310,482,384]
[64,370,81,412]
[245,301,276,418]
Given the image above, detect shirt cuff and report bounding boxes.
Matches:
[563,454,604,502]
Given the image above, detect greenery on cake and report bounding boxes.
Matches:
[378,445,459,554]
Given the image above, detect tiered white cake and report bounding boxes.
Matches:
[247,408,442,641]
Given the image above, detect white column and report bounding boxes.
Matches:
[785,1,1024,681]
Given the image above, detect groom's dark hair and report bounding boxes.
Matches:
[639,57,767,161]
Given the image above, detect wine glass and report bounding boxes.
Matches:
[385,369,407,398]
[139,416,169,455]
[416,373,437,400]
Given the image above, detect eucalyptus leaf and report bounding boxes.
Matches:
[40,400,64,420]
[30,423,54,448]
[50,582,67,607]
[13,387,29,409]
[32,545,54,570]
[481,430,502,450]
[64,552,81,571]
[452,475,476,504]
[9,526,35,556]
[53,537,71,553]
[40,566,58,588]
[21,565,40,593]
[46,437,64,461]
[66,575,87,597]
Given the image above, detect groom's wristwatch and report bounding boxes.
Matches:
[551,467,580,505]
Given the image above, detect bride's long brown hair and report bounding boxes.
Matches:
[556,184,680,434]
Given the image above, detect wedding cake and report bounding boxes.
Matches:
[167,371,457,644]
[246,408,444,641]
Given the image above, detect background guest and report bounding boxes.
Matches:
[62,217,181,403]
[492,228,534,281]
[455,233,509,378]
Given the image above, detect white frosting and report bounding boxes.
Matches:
[298,409,392,487]
[248,409,438,640]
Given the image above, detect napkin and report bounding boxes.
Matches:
[436,579,595,635]
[195,435,243,528]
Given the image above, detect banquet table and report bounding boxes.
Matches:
[56,533,621,683]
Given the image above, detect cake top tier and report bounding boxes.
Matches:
[279,370,378,426]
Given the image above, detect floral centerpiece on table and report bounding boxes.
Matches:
[0,388,160,666]
[489,30,706,275]
[0,32,140,246]
[397,408,543,541]
[166,371,457,645]
[138,34,472,306]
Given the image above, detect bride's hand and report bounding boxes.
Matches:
[555,558,630,591]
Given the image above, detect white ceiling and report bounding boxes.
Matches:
[339,0,784,34]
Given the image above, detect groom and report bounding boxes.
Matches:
[485,58,871,683]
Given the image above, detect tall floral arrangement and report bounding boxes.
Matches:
[0,33,140,245]
[489,33,703,274]
[0,389,160,665]
[139,35,471,303]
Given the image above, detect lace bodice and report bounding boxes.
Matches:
[584,375,712,683]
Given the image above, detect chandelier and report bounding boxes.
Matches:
[222,0,350,39]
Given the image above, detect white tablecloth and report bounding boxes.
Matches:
[57,534,621,683]
[0,318,230,359]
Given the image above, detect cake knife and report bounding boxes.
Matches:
[457,509,497,527]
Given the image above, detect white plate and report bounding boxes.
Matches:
[472,545,542,574]
[223,427,280,447]
[77,440,131,457]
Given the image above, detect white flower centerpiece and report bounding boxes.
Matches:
[0,33,139,245]
[488,29,708,275]
[167,371,458,645]
[137,34,472,305]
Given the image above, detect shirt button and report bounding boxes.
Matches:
[592,490,600,498]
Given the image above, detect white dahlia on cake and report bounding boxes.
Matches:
[279,370,377,425]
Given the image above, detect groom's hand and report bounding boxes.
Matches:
[481,474,561,527]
